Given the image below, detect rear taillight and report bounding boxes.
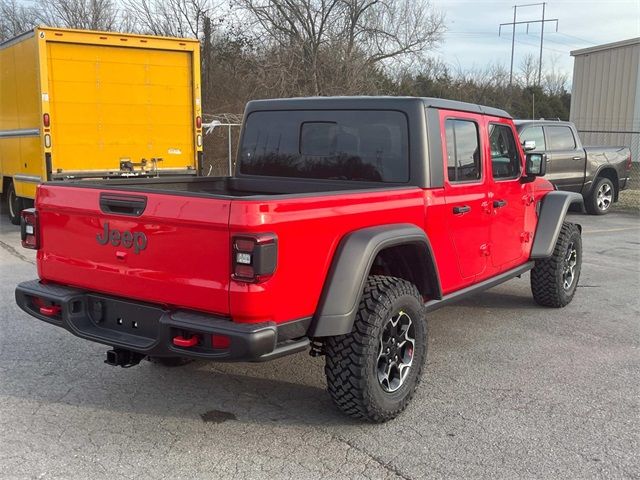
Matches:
[43,113,50,127]
[196,115,202,129]
[626,153,632,171]
[21,208,39,249]
[232,233,277,283]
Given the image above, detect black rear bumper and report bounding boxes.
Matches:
[15,280,309,362]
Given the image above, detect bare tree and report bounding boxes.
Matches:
[542,56,568,96]
[124,0,217,38]
[518,53,539,88]
[234,0,445,95]
[34,0,121,31]
[0,0,37,40]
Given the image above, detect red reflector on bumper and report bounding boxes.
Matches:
[211,334,231,349]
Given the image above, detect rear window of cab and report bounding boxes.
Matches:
[239,110,409,182]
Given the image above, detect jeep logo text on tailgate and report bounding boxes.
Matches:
[96,222,147,254]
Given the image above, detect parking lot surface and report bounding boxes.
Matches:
[0,210,638,479]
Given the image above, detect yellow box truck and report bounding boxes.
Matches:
[0,27,202,223]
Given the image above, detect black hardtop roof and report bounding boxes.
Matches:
[245,96,512,119]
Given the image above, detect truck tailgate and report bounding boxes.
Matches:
[36,185,231,315]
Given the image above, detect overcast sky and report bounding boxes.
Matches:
[430,0,640,79]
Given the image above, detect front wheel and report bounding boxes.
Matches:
[6,182,24,225]
[324,276,427,422]
[531,222,582,307]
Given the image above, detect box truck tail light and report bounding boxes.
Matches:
[232,233,277,283]
[43,113,50,127]
[626,153,632,171]
[196,116,202,129]
[21,208,39,249]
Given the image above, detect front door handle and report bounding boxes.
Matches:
[453,205,471,214]
[572,156,583,160]
[493,199,507,208]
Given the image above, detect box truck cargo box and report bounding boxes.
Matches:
[0,27,202,223]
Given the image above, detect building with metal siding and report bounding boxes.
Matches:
[570,38,639,163]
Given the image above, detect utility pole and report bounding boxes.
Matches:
[499,3,558,87]
[538,2,546,85]
[509,6,517,87]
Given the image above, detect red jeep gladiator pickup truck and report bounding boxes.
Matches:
[16,97,584,422]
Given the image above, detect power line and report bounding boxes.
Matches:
[554,32,597,45]
[501,35,569,54]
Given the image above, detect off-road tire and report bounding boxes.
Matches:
[531,222,582,307]
[324,275,427,422]
[148,356,194,367]
[6,182,23,225]
[585,176,614,215]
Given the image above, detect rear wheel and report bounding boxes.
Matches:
[324,276,427,422]
[6,182,24,225]
[585,177,614,215]
[531,222,582,307]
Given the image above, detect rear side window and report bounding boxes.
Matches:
[445,119,481,183]
[489,124,521,180]
[519,126,546,150]
[239,110,409,182]
[545,126,576,150]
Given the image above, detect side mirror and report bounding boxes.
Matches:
[525,153,547,177]
[523,140,536,151]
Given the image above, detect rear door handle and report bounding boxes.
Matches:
[572,156,583,160]
[493,199,507,208]
[453,205,471,214]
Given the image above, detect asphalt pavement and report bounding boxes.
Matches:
[0,209,638,479]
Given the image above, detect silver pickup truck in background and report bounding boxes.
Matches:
[515,120,632,215]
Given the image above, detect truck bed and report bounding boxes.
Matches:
[34,178,425,322]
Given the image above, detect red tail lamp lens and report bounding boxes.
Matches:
[43,113,50,127]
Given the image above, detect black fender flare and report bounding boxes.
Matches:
[309,224,440,337]
[530,191,584,259]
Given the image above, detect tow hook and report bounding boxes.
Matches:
[39,305,61,316]
[105,348,144,368]
[172,335,199,348]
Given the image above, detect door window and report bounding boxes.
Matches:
[545,126,576,150]
[519,126,546,150]
[445,119,481,183]
[489,124,521,180]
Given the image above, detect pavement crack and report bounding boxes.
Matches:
[329,433,413,480]
[0,239,35,265]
